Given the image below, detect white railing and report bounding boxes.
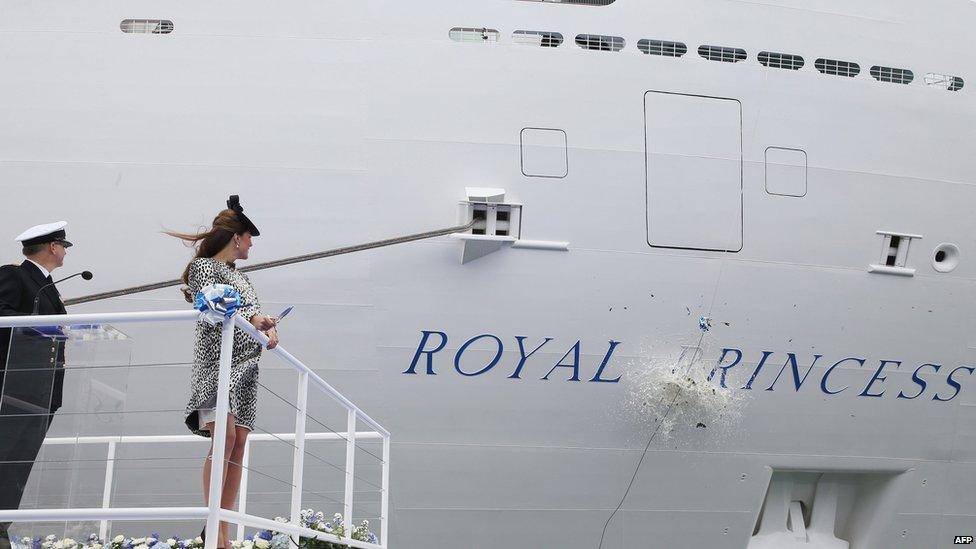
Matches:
[0,310,391,549]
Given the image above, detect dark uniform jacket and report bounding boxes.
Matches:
[0,261,67,412]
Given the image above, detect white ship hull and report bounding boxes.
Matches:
[2,1,974,547]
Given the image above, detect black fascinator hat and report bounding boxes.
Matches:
[227,195,260,236]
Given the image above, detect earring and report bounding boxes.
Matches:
[235,239,240,249]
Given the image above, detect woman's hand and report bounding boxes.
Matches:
[250,315,276,331]
[249,315,279,349]
[264,326,279,350]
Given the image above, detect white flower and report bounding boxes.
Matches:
[112,537,124,544]
[46,537,58,542]
[194,538,203,545]
[241,540,253,548]
[92,544,103,549]
[134,544,149,549]
[166,541,176,547]
[132,540,146,546]
[254,539,270,549]
[54,540,66,549]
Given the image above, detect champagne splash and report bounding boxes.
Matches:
[621,344,747,442]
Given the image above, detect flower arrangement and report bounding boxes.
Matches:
[275,509,378,548]
[10,509,377,549]
[13,533,198,549]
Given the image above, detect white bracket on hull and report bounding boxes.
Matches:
[452,187,568,263]
[868,230,921,277]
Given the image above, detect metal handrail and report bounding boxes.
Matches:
[0,309,390,549]
[43,431,383,445]
[40,431,383,542]
[232,316,390,438]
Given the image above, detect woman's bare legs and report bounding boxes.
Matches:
[220,426,251,544]
[202,415,239,549]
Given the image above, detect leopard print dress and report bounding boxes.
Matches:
[183,257,263,437]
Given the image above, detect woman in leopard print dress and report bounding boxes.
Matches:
[167,197,279,549]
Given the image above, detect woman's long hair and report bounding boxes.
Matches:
[166,209,248,302]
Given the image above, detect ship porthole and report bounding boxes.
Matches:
[932,243,960,273]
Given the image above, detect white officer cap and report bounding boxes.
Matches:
[15,221,72,247]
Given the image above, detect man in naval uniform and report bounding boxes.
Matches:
[0,222,71,549]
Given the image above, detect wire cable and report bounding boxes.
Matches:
[63,220,476,306]
[597,262,725,548]
[258,380,386,465]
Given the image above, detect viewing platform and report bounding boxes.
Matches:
[0,309,391,549]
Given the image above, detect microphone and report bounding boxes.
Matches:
[33,271,94,315]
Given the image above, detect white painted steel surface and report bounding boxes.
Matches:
[645,92,743,251]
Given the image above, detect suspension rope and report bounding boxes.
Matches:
[63,220,475,306]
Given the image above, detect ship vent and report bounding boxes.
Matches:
[449,27,499,43]
[924,73,964,91]
[815,58,860,78]
[638,39,687,57]
[758,51,804,70]
[120,19,174,34]
[869,230,921,276]
[513,30,564,47]
[698,45,747,63]
[870,65,914,84]
[575,34,625,51]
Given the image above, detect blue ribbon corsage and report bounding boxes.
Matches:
[194,283,241,324]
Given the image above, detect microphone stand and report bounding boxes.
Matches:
[32,271,93,315]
